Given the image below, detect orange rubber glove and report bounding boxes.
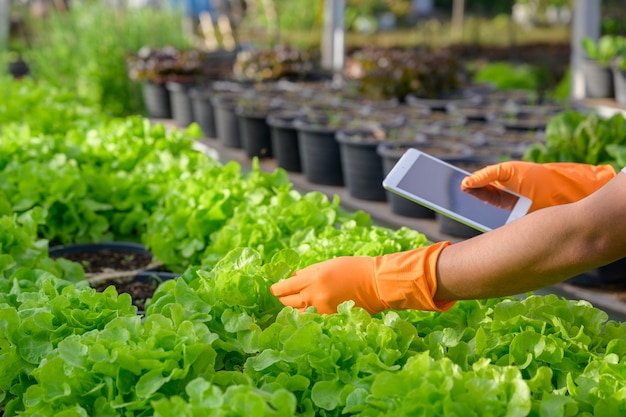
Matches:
[461,161,616,213]
[269,242,455,315]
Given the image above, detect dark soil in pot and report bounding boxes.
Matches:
[48,242,156,274]
[92,271,179,313]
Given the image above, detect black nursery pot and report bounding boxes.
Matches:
[211,93,242,148]
[267,110,303,172]
[236,107,274,159]
[335,129,388,201]
[142,81,172,119]
[166,81,195,127]
[294,119,345,186]
[189,87,217,138]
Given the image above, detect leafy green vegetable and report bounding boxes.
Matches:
[582,35,626,66]
[524,111,626,168]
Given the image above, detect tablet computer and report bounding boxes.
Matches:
[382,148,532,233]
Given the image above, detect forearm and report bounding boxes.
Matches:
[434,173,626,301]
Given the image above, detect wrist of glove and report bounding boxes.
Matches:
[270,241,455,315]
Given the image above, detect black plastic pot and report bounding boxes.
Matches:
[166,82,195,127]
[295,120,345,186]
[336,129,388,201]
[142,81,172,119]
[236,110,273,159]
[211,93,242,148]
[582,58,614,99]
[267,110,303,172]
[189,87,217,138]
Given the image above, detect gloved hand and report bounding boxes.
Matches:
[461,161,615,212]
[269,242,455,315]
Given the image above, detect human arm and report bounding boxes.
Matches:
[435,171,626,301]
[270,171,626,314]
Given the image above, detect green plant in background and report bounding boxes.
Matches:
[523,110,626,167]
[25,3,193,116]
[472,61,541,91]
[581,35,626,67]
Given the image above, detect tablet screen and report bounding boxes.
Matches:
[394,154,521,230]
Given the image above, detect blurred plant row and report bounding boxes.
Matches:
[2,1,574,117]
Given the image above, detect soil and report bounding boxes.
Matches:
[53,249,153,273]
[93,277,160,312]
[50,248,166,312]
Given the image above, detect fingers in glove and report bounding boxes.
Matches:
[275,292,307,309]
[269,267,316,297]
[462,163,516,190]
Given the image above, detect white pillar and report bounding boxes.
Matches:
[0,0,9,53]
[321,0,345,79]
[571,0,601,99]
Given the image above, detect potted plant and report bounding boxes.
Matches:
[294,107,404,186]
[127,46,205,120]
[345,46,470,104]
[581,35,622,98]
[232,45,326,83]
